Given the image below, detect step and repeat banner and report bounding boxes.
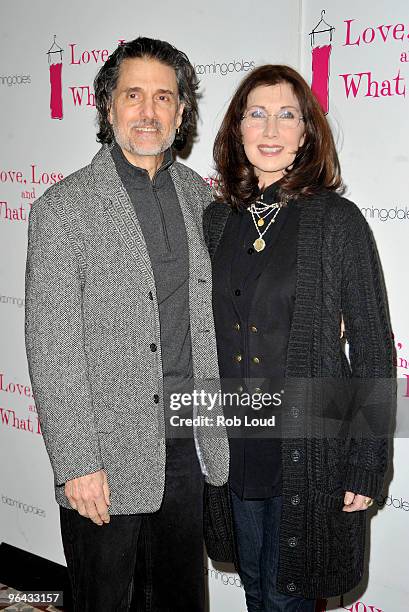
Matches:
[0,1,300,610]
[301,2,409,611]
[0,0,408,610]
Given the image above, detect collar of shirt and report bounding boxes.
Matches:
[258,179,282,205]
[111,141,174,190]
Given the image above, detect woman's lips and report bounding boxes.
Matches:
[257,145,284,156]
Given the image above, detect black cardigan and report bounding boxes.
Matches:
[203,189,396,599]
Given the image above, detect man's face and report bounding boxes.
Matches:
[109,57,184,159]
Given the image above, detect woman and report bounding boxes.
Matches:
[203,65,395,610]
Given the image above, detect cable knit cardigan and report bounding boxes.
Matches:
[203,190,396,599]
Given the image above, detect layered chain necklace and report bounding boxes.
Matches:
[248,193,289,252]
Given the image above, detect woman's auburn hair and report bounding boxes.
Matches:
[213,64,344,209]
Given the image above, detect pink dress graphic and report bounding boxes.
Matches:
[49,62,63,119]
[47,35,64,120]
[309,10,335,115]
[311,45,332,114]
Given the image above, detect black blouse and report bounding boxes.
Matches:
[212,182,300,499]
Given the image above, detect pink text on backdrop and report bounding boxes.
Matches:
[339,69,406,98]
[343,19,407,47]
[69,86,95,107]
[69,40,126,65]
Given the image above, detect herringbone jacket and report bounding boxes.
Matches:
[25,143,229,514]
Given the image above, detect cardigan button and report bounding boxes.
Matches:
[288,536,298,548]
[252,356,261,364]
[233,322,241,331]
[247,247,254,254]
[291,406,300,418]
[286,582,297,593]
[148,291,153,300]
[234,289,241,296]
[153,394,159,404]
[237,385,244,394]
[291,450,301,463]
[234,354,243,363]
[249,325,258,333]
[291,494,301,506]
[150,343,157,352]
[253,387,262,393]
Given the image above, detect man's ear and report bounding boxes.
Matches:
[175,102,185,129]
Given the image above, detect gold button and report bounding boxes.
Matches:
[233,322,240,331]
[234,354,243,363]
[250,325,258,333]
[252,356,260,364]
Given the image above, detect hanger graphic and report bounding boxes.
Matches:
[46,35,63,63]
[309,10,335,46]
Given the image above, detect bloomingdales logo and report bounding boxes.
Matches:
[375,492,409,511]
[360,205,409,221]
[0,74,31,87]
[193,59,255,77]
[0,294,25,308]
[1,494,46,518]
[204,566,242,589]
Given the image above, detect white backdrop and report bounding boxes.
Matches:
[0,1,407,610]
[301,3,409,611]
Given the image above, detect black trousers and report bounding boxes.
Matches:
[60,439,205,612]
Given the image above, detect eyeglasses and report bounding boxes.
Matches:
[241,106,304,130]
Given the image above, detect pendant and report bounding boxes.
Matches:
[257,218,265,227]
[253,238,266,252]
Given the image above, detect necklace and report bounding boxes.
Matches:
[248,193,288,252]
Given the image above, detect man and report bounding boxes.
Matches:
[25,37,229,611]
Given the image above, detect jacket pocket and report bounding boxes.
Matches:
[306,488,366,576]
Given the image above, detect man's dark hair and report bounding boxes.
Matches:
[94,37,199,148]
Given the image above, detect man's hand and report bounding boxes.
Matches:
[64,469,110,525]
[343,491,373,512]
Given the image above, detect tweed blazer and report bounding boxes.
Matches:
[24,143,229,514]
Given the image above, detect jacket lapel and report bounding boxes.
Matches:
[91,144,155,282]
[169,164,205,253]
[285,199,324,378]
[91,145,210,288]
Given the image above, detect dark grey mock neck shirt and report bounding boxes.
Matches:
[111,143,193,430]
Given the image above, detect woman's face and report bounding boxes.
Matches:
[240,81,305,188]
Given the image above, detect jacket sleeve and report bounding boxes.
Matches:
[25,198,103,486]
[340,202,396,499]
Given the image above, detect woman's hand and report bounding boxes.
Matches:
[343,491,373,512]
